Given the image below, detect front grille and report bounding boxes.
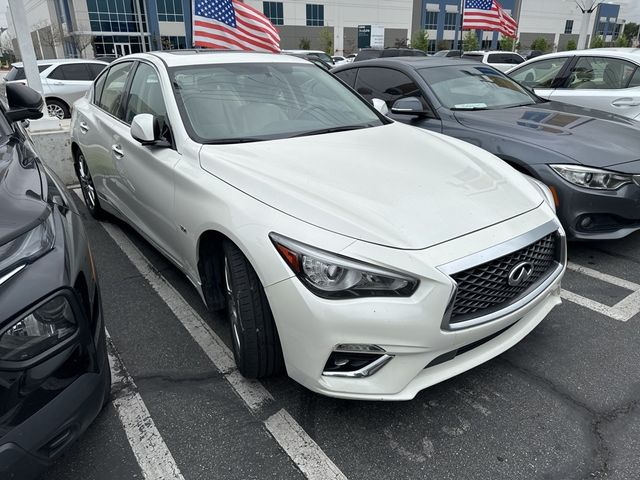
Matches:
[449,233,558,323]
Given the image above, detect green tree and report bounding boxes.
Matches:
[299,37,311,50]
[463,30,479,51]
[319,27,333,55]
[623,22,639,44]
[590,35,604,48]
[499,36,514,51]
[530,37,550,52]
[616,35,629,47]
[566,39,577,51]
[411,29,429,51]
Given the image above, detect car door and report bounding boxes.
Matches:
[508,56,572,100]
[350,66,443,133]
[549,56,640,118]
[44,63,98,106]
[108,61,183,265]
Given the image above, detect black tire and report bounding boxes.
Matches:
[222,240,284,378]
[75,149,104,219]
[46,99,70,119]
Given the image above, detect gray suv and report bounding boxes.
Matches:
[2,59,108,119]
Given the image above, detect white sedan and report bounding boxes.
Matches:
[71,51,565,400]
[507,48,640,120]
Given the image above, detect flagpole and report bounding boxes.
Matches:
[455,0,464,50]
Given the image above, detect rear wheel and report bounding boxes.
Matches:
[222,241,284,378]
[46,99,70,119]
[75,150,104,219]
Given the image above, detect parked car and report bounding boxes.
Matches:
[0,83,110,479]
[461,51,525,72]
[433,50,462,57]
[346,53,357,62]
[282,52,332,71]
[281,49,335,67]
[332,55,350,67]
[518,49,544,60]
[507,48,640,120]
[71,51,564,400]
[2,59,108,119]
[354,47,427,62]
[333,57,640,240]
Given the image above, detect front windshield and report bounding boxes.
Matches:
[170,62,384,143]
[418,65,538,110]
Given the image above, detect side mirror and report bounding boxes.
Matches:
[391,97,427,116]
[131,113,160,145]
[372,98,389,116]
[5,83,44,123]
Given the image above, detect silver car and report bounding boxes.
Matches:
[2,59,108,119]
[507,48,640,120]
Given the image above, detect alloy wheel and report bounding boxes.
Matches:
[77,154,97,211]
[47,103,65,120]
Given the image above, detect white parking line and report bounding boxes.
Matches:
[107,333,185,480]
[566,261,640,291]
[99,220,348,480]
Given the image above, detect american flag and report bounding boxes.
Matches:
[193,0,281,52]
[463,0,518,38]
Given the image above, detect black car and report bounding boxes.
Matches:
[0,84,110,479]
[353,47,427,62]
[433,49,462,57]
[518,50,544,60]
[333,57,640,240]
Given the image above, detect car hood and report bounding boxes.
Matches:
[0,139,47,246]
[453,102,640,168]
[199,123,543,250]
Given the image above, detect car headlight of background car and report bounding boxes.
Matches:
[522,174,557,212]
[550,165,636,191]
[270,233,419,299]
[0,210,55,282]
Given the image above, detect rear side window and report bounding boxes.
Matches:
[461,54,483,62]
[48,63,96,81]
[97,62,133,118]
[88,63,107,79]
[334,68,357,88]
[629,68,640,88]
[489,53,523,65]
[509,57,570,88]
[6,65,50,81]
[566,56,639,90]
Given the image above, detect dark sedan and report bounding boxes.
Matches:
[0,84,110,479]
[333,57,640,240]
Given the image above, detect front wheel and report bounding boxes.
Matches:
[46,99,70,119]
[75,150,104,219]
[222,241,284,378]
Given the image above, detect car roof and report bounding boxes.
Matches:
[333,56,480,71]
[121,50,309,68]
[522,48,640,62]
[11,58,108,67]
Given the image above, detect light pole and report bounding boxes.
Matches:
[576,0,601,50]
[7,0,43,95]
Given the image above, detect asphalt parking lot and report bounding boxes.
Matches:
[39,188,640,480]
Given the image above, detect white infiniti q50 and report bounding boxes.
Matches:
[71,51,566,400]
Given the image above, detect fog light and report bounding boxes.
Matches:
[322,349,393,378]
[0,296,76,361]
[580,216,593,229]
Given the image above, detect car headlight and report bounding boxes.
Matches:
[0,211,55,282]
[522,174,556,212]
[550,165,633,190]
[270,233,419,299]
[0,296,76,361]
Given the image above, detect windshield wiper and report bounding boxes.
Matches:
[291,124,373,138]
[450,106,489,111]
[503,102,536,109]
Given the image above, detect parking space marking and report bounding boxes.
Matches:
[562,262,640,322]
[107,332,185,480]
[99,219,349,480]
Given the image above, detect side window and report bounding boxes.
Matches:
[510,57,569,88]
[93,70,107,105]
[567,57,639,90]
[48,63,94,81]
[487,54,503,64]
[97,62,133,118]
[628,68,640,88]
[334,68,357,88]
[354,67,425,109]
[88,63,107,79]
[504,54,524,65]
[123,63,166,124]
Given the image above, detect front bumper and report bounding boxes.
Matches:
[530,164,640,240]
[265,206,565,400]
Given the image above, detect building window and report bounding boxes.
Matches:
[564,20,573,34]
[427,39,436,53]
[424,11,438,30]
[596,22,606,35]
[444,12,457,31]
[263,2,284,25]
[161,35,187,49]
[306,4,324,27]
[157,0,184,23]
[613,23,622,39]
[87,0,147,33]
[92,35,151,56]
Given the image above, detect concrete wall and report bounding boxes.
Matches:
[278,25,334,51]
[557,33,580,51]
[518,32,556,50]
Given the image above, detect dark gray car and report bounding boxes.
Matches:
[333,57,640,240]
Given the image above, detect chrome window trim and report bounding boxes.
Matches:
[322,354,394,378]
[437,219,566,331]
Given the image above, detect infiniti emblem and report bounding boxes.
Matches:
[508,262,534,287]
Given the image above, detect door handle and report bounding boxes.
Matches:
[79,121,89,133]
[612,98,640,107]
[112,144,124,158]
[53,81,64,85]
